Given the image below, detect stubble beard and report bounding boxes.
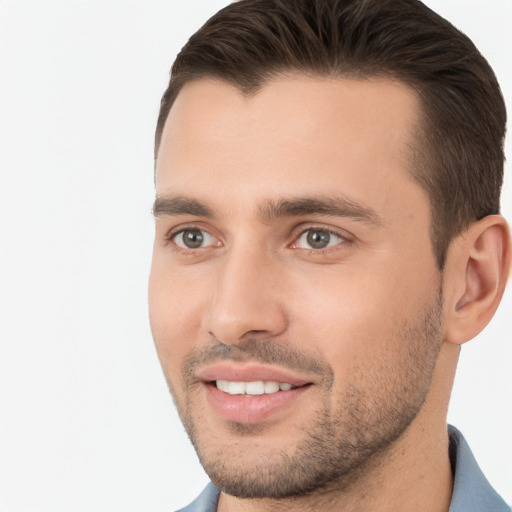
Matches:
[168,293,444,500]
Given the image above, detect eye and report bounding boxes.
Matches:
[294,228,344,250]
[172,228,218,249]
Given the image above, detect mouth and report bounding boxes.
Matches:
[197,364,314,424]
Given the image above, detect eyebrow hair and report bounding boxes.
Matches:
[259,195,383,226]
[152,194,383,226]
[152,196,215,218]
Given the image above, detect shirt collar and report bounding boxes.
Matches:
[448,425,508,512]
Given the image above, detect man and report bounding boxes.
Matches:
[148,0,511,510]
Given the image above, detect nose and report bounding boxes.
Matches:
[202,245,288,345]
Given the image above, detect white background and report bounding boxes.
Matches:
[0,1,510,511]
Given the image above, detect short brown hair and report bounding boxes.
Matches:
[155,0,506,268]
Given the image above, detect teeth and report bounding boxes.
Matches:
[245,381,265,395]
[264,381,280,394]
[227,381,245,395]
[216,380,230,393]
[215,380,295,396]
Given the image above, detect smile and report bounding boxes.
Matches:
[197,363,315,423]
[215,380,295,395]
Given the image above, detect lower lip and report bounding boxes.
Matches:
[204,383,311,424]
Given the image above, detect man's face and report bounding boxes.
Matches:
[149,76,444,498]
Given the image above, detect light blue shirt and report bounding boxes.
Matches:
[176,426,509,512]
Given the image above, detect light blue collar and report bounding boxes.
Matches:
[448,425,509,512]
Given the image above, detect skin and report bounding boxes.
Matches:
[149,76,510,512]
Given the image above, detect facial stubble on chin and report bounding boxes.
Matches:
[165,293,444,500]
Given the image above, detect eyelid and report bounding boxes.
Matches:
[176,230,217,249]
[164,223,222,251]
[162,222,353,254]
[289,224,353,251]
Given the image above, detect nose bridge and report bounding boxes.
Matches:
[203,239,287,344]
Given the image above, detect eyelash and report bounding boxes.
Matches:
[291,226,350,254]
[164,225,352,255]
[164,226,219,254]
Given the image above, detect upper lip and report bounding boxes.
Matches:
[197,363,313,386]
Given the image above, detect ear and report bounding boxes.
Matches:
[443,215,511,345]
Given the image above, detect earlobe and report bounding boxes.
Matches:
[443,215,511,345]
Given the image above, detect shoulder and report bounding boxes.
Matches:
[175,482,220,512]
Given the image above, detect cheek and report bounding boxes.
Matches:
[290,261,438,378]
[148,261,205,381]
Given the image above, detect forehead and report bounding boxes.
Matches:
[155,75,425,221]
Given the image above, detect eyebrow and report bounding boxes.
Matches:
[259,195,383,226]
[153,196,215,218]
[152,194,383,226]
